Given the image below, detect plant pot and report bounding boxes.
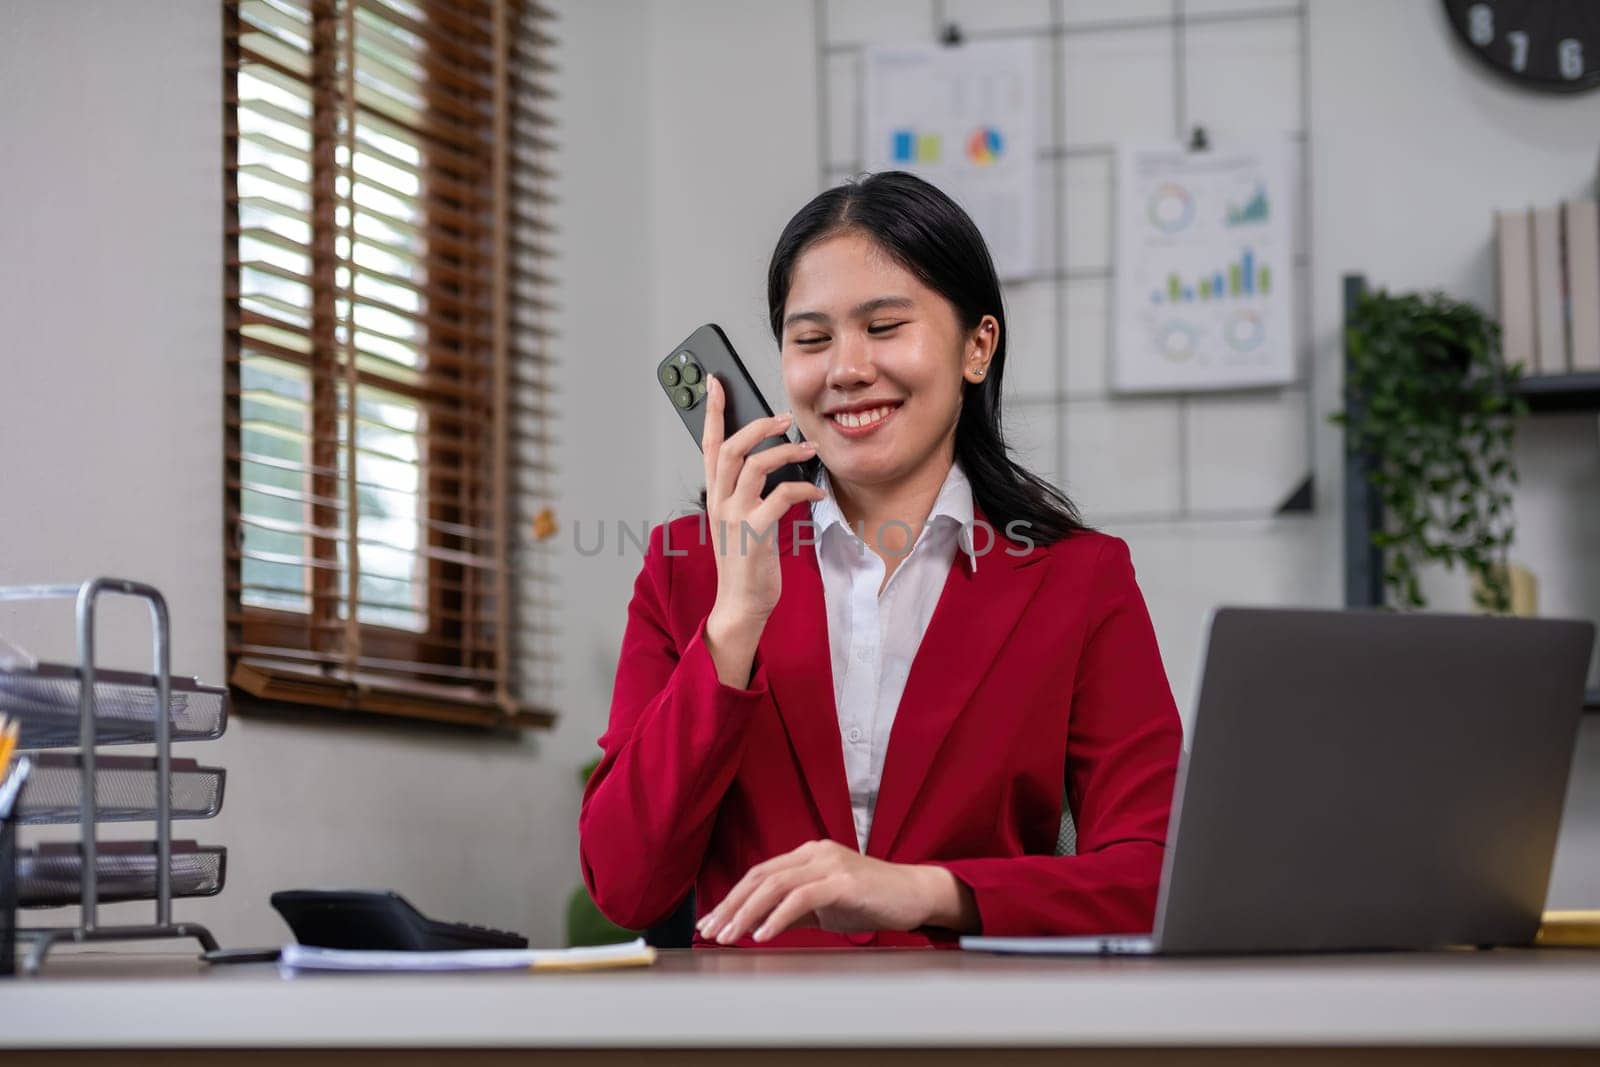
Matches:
[1471,561,1539,617]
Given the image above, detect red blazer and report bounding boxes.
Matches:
[579,502,1183,948]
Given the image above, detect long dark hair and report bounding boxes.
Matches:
[767,170,1090,546]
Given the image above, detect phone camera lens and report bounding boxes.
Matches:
[680,363,703,385]
[658,364,680,387]
[674,386,695,409]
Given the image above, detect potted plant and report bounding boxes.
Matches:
[1333,287,1528,612]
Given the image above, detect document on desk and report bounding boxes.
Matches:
[278,937,657,975]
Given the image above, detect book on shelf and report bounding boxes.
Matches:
[1531,205,1567,374]
[1498,201,1600,376]
[1496,209,1535,372]
[1564,200,1600,373]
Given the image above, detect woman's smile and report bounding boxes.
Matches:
[826,400,903,437]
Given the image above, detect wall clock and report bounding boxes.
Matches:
[1442,0,1600,93]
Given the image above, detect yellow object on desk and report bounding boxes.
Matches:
[0,714,18,770]
[530,942,658,972]
[1536,911,1600,948]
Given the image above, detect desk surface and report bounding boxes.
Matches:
[5,946,1600,1050]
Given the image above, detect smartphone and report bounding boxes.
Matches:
[657,323,812,499]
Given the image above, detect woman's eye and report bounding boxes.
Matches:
[794,335,828,347]
[867,322,904,335]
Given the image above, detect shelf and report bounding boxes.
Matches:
[1513,372,1600,413]
[16,754,226,825]
[1,580,228,975]
[0,661,228,748]
[1516,377,1598,715]
[17,841,227,908]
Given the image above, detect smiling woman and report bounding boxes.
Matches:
[579,172,1183,948]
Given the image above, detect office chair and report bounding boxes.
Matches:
[645,893,696,948]
[1056,792,1077,856]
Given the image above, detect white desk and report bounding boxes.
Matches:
[4,947,1599,1065]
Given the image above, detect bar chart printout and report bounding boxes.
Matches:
[1113,140,1296,392]
[863,41,1038,281]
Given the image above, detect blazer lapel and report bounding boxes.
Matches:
[866,511,1053,859]
[756,503,858,849]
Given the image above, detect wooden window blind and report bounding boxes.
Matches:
[223,0,559,730]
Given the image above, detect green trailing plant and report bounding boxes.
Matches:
[1332,288,1527,612]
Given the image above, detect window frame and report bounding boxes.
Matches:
[223,0,556,730]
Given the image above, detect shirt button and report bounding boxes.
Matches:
[846,727,863,743]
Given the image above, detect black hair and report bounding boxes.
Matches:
[764,170,1090,546]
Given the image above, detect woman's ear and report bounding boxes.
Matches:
[964,315,1000,385]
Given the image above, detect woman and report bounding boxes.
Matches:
[579,171,1182,948]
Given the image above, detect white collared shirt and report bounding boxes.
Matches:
[809,460,979,853]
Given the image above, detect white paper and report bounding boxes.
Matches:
[0,634,36,671]
[1113,139,1297,393]
[863,41,1038,281]
[278,937,651,974]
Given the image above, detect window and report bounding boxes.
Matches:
[224,0,558,728]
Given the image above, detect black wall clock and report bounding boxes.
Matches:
[1442,0,1600,93]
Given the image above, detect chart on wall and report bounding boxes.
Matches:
[1113,141,1296,393]
[862,41,1038,281]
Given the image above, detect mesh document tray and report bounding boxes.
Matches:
[15,753,226,825]
[17,841,227,908]
[0,661,228,748]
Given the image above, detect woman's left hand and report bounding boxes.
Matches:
[696,839,976,943]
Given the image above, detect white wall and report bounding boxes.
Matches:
[549,0,657,800]
[0,0,652,948]
[644,0,821,518]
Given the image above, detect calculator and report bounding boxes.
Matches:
[270,889,529,951]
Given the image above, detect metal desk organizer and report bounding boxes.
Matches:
[0,579,226,974]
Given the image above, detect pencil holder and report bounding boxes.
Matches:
[1,803,16,977]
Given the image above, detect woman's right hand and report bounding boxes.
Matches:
[700,375,825,686]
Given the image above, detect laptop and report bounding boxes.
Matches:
[962,606,1596,956]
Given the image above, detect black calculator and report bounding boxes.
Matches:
[270,889,528,951]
